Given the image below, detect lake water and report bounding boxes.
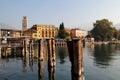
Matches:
[0,44,120,80]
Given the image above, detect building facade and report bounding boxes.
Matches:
[0,29,21,37]
[23,24,58,39]
[71,28,87,39]
[0,29,22,44]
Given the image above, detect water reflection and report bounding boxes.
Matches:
[0,40,82,80]
[56,46,68,64]
[22,56,29,72]
[38,61,44,80]
[29,57,34,71]
[48,64,56,80]
[0,47,23,58]
[93,44,118,67]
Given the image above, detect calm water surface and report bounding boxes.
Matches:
[85,44,120,80]
[0,44,120,80]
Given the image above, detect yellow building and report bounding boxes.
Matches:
[23,24,58,39]
[12,30,22,37]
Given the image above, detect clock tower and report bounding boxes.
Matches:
[22,16,28,31]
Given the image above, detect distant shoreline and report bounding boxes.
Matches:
[86,41,120,45]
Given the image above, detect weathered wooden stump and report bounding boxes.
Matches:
[38,39,44,61]
[47,38,56,67]
[29,40,34,57]
[67,38,85,80]
[22,40,28,57]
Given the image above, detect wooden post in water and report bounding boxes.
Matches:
[31,40,34,57]
[47,38,56,67]
[38,39,44,61]
[29,40,31,56]
[25,39,28,56]
[22,39,28,57]
[46,39,53,67]
[29,40,34,57]
[67,38,85,80]
[47,38,56,80]
[51,38,56,67]
[22,40,24,57]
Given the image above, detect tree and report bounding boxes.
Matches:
[91,19,116,41]
[58,22,69,39]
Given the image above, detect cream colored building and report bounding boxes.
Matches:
[23,24,58,39]
[0,29,21,37]
[71,28,87,38]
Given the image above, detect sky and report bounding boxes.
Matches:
[0,0,120,30]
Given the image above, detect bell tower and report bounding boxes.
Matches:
[22,16,28,31]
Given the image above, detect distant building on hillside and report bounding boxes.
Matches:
[23,24,58,39]
[70,28,87,39]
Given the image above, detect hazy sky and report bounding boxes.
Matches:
[0,0,120,30]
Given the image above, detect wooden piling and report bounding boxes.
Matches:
[67,38,85,80]
[46,39,53,67]
[46,38,56,67]
[51,39,56,67]
[22,39,28,57]
[29,40,31,56]
[29,40,34,57]
[31,40,34,57]
[22,40,25,57]
[38,39,44,61]
[22,40,24,57]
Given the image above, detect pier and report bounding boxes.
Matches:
[0,37,85,80]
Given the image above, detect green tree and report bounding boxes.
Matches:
[58,22,69,39]
[91,19,116,41]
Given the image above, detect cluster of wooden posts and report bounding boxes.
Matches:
[38,39,56,80]
[0,38,85,80]
[30,38,85,80]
